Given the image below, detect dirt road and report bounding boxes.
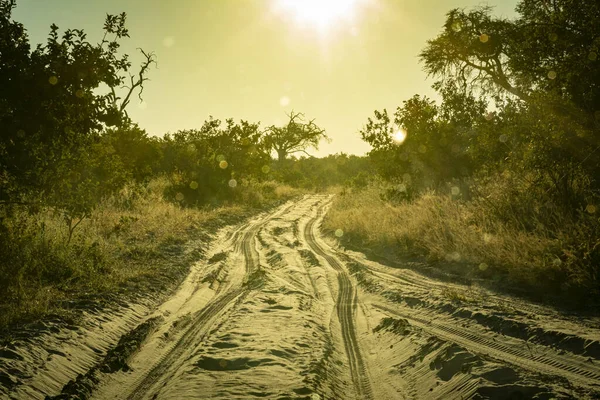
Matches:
[2,195,600,399]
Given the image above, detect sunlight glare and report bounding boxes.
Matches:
[393,128,407,144]
[274,0,364,30]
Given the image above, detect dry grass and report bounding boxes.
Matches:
[324,185,599,305]
[0,177,302,330]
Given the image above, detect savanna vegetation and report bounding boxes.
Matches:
[0,0,366,329]
[2,0,598,333]
[325,0,600,308]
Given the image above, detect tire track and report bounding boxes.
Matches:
[303,202,373,400]
[344,251,600,362]
[128,289,246,399]
[126,221,265,399]
[373,303,600,388]
[93,201,298,400]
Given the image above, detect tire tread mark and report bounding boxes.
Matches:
[373,303,600,385]
[304,204,373,400]
[126,202,297,399]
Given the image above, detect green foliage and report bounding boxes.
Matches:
[361,86,484,192]
[274,153,372,190]
[0,1,158,246]
[355,0,600,305]
[361,0,599,208]
[158,117,271,206]
[102,125,163,182]
[0,4,147,202]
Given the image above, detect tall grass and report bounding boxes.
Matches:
[324,182,599,306]
[0,177,301,330]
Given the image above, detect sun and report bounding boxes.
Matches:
[273,0,364,30]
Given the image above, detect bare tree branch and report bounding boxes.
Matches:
[118,48,156,114]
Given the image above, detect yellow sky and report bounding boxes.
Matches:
[15,0,518,156]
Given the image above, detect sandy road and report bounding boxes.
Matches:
[3,194,600,400]
[90,200,297,400]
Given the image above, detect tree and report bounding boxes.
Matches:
[265,111,328,161]
[102,125,162,182]
[419,1,600,205]
[0,1,155,205]
[360,86,485,190]
[419,2,600,114]
[158,117,270,205]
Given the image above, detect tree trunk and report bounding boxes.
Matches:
[277,149,287,162]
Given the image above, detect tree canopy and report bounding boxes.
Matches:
[420,1,600,115]
[265,111,329,161]
[0,0,154,205]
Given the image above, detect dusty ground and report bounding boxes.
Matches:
[1,195,600,399]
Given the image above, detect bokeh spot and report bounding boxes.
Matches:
[163,36,175,47]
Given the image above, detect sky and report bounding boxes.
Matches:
[14,0,519,156]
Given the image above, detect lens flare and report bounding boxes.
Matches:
[280,96,291,107]
[393,128,407,144]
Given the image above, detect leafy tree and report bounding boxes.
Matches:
[360,86,485,192]
[513,0,600,113]
[265,111,328,161]
[420,2,600,114]
[0,1,155,205]
[102,125,162,182]
[419,7,525,100]
[419,1,600,206]
[159,117,270,205]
